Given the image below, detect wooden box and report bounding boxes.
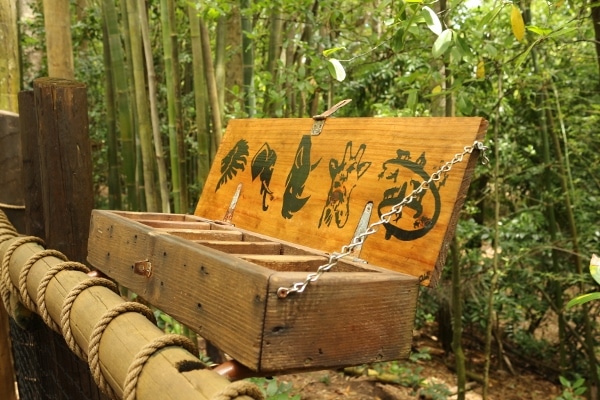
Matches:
[88,115,487,373]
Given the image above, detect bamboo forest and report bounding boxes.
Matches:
[1,0,600,399]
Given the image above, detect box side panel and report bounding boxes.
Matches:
[260,271,419,373]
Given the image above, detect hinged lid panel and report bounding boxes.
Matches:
[196,117,487,286]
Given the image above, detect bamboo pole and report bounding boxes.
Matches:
[0,218,261,400]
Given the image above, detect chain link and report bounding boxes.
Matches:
[276,140,488,299]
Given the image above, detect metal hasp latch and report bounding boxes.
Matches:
[222,183,243,225]
[311,99,352,136]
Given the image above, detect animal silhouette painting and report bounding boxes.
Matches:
[319,142,371,228]
[251,143,277,211]
[216,139,249,192]
[281,135,321,219]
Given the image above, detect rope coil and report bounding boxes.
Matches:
[36,261,90,332]
[1,236,45,309]
[0,202,26,210]
[60,277,119,361]
[88,302,157,400]
[122,334,199,400]
[19,249,68,311]
[211,380,265,400]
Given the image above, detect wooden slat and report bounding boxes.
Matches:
[136,219,213,230]
[197,241,282,255]
[195,117,487,286]
[88,210,271,370]
[114,211,204,222]
[261,271,419,371]
[155,228,243,241]
[237,255,328,271]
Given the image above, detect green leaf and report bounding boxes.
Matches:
[478,4,504,30]
[514,39,541,68]
[527,25,552,36]
[432,29,453,58]
[327,58,346,82]
[454,34,473,60]
[589,254,600,285]
[322,47,346,58]
[573,377,586,389]
[566,292,600,309]
[422,6,442,35]
[547,26,578,39]
[559,375,571,388]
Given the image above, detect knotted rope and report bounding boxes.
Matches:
[19,249,68,311]
[122,334,198,400]
[211,380,265,400]
[88,302,156,399]
[60,277,119,361]
[36,261,90,333]
[1,236,45,309]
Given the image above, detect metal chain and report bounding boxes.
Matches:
[276,140,489,299]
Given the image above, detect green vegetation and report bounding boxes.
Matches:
[3,0,600,398]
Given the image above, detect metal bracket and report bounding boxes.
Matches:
[133,259,152,277]
[222,183,242,225]
[349,201,373,262]
[311,99,352,135]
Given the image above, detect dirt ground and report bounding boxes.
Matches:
[274,328,563,400]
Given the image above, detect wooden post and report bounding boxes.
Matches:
[17,79,99,398]
[32,77,94,262]
[0,110,25,232]
[0,110,21,400]
[18,91,44,238]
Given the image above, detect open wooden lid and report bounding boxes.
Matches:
[195,115,487,286]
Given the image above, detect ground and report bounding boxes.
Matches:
[270,327,563,400]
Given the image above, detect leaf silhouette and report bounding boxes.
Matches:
[216,139,249,191]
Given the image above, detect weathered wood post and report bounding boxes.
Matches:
[0,110,20,400]
[15,77,103,399]
[33,77,94,261]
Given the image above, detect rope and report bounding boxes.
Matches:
[122,334,198,400]
[211,380,265,400]
[88,302,156,400]
[0,232,17,247]
[0,209,18,234]
[19,249,68,311]
[0,220,18,234]
[1,236,45,310]
[0,202,25,210]
[60,277,119,361]
[36,261,90,333]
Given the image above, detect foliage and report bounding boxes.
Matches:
[345,348,451,397]
[246,377,300,400]
[567,255,600,308]
[555,375,586,400]
[13,0,600,393]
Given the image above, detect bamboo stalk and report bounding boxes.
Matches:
[199,17,223,157]
[188,5,210,194]
[138,0,171,213]
[101,21,123,210]
[126,0,159,212]
[160,0,185,213]
[101,0,138,210]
